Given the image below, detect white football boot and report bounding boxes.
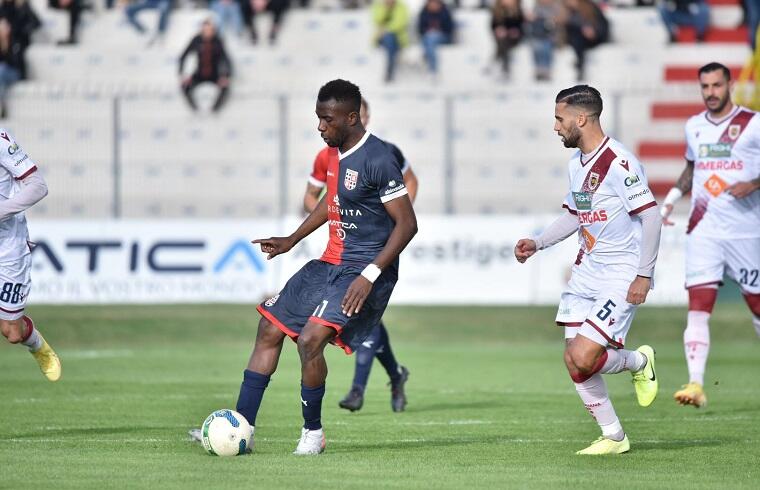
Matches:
[293,428,326,455]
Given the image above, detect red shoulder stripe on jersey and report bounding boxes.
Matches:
[14,166,37,181]
[718,109,754,144]
[686,196,709,234]
[585,318,624,349]
[256,305,299,339]
[629,201,657,215]
[581,147,616,193]
[562,204,578,215]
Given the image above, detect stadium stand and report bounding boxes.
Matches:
[6,1,754,218]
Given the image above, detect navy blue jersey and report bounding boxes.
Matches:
[320,132,408,269]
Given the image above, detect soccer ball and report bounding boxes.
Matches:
[201,409,253,456]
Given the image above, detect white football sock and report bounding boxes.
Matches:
[599,349,646,374]
[574,373,624,441]
[21,325,43,353]
[684,311,710,386]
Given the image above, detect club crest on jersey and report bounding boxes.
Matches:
[344,169,358,190]
[728,124,740,141]
[588,172,600,190]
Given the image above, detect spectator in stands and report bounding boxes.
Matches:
[564,0,608,81]
[1,0,40,51]
[657,0,710,43]
[241,0,290,45]
[417,0,453,79]
[48,0,85,45]
[489,0,524,79]
[212,0,244,37]
[372,0,410,83]
[125,0,172,45]
[0,18,24,118]
[179,19,232,113]
[525,0,562,81]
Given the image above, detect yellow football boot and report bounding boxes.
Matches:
[31,337,61,382]
[674,382,707,408]
[576,435,630,455]
[631,345,658,407]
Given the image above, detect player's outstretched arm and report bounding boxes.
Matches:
[303,182,323,214]
[515,211,578,263]
[0,171,48,222]
[252,194,328,260]
[661,160,694,225]
[627,205,662,305]
[341,195,417,317]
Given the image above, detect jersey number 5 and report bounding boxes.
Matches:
[596,299,616,322]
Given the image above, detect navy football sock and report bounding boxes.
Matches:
[374,322,401,383]
[235,370,270,426]
[301,383,326,430]
[351,325,382,390]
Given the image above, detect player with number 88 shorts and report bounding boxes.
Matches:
[0,128,61,382]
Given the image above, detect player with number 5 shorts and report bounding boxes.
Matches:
[515,85,662,455]
[660,62,760,409]
[0,128,61,382]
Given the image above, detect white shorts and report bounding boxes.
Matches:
[0,254,32,321]
[555,259,638,348]
[685,236,760,295]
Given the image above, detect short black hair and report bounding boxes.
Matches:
[555,85,603,118]
[317,79,362,113]
[698,62,731,81]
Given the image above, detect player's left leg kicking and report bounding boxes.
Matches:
[559,291,657,455]
[0,257,61,381]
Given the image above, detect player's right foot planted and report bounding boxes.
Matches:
[293,428,325,455]
[631,345,657,407]
[674,382,707,408]
[338,386,364,412]
[390,365,409,413]
[576,435,630,455]
[31,338,61,382]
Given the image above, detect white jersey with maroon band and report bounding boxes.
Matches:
[684,105,760,238]
[562,136,657,271]
[0,129,37,263]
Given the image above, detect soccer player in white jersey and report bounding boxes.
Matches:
[661,62,760,408]
[515,85,662,455]
[0,128,60,381]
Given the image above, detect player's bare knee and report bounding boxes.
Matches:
[255,318,285,348]
[1,319,23,343]
[563,348,577,372]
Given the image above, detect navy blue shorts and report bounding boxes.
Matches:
[257,259,398,354]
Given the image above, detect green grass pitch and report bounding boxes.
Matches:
[1,303,759,489]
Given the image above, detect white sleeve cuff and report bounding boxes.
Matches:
[308,176,326,188]
[380,187,409,203]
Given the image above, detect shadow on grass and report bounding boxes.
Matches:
[327,434,508,453]
[7,426,160,439]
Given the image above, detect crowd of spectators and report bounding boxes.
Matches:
[0,0,755,115]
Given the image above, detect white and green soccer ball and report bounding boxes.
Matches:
[201,409,253,456]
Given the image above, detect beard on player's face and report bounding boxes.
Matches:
[561,124,582,148]
[703,90,730,114]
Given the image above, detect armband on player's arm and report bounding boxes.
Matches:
[0,170,48,221]
[636,205,662,278]
[361,264,382,283]
[533,211,579,251]
[660,187,683,217]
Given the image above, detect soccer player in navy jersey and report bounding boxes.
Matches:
[232,80,417,455]
[304,97,418,413]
